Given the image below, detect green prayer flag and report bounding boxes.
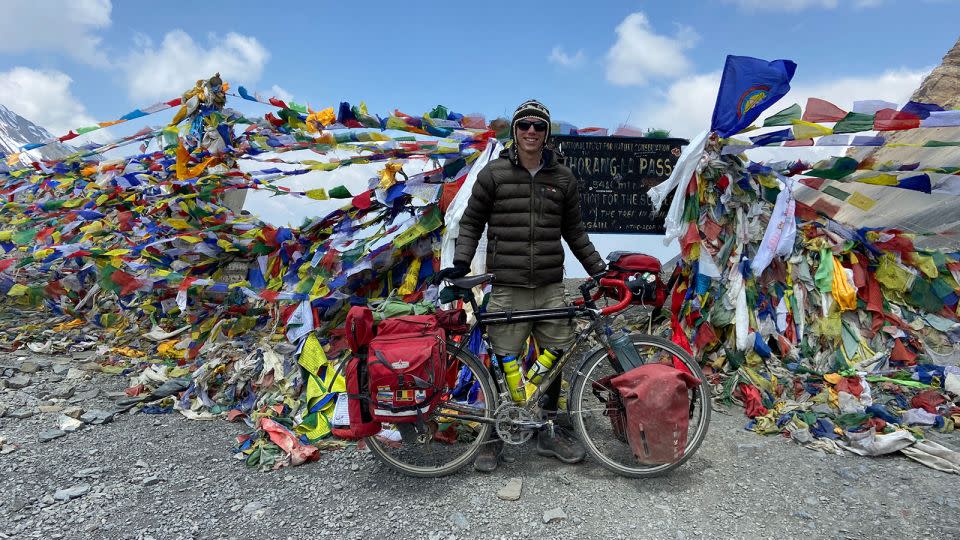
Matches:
[822,185,850,201]
[814,249,834,292]
[12,228,37,245]
[762,104,801,127]
[328,185,351,199]
[808,157,859,180]
[419,205,443,233]
[832,112,875,134]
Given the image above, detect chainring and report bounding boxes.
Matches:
[493,403,537,445]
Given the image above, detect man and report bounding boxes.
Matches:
[437,99,607,472]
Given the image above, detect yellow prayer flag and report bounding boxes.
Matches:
[846,192,876,211]
[305,188,329,200]
[856,174,898,187]
[791,120,833,140]
[7,284,28,297]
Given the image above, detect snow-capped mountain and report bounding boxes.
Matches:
[0,104,74,170]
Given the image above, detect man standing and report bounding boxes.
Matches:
[437,99,607,472]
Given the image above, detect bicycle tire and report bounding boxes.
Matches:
[365,342,497,478]
[569,334,711,478]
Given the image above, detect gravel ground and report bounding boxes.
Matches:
[2,351,959,540]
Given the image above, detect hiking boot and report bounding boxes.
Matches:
[474,439,504,473]
[536,426,586,464]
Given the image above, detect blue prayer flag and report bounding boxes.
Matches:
[711,55,797,137]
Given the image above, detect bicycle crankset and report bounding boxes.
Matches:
[493,404,545,445]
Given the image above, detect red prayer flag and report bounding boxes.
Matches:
[798,177,825,190]
[259,290,280,302]
[352,190,373,210]
[784,138,814,147]
[874,109,920,131]
[802,98,847,123]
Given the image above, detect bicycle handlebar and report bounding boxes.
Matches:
[571,276,633,315]
[597,278,632,315]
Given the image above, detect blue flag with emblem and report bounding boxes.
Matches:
[711,55,798,138]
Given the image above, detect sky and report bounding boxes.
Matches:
[1,0,958,273]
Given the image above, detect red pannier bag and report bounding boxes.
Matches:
[591,374,628,443]
[604,251,666,307]
[610,364,701,464]
[332,306,381,440]
[366,315,447,424]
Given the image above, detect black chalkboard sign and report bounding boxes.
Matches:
[551,136,688,234]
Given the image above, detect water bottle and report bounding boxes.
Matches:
[609,329,643,370]
[525,348,558,386]
[500,355,526,403]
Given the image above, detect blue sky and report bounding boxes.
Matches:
[1,0,958,272]
[2,0,957,138]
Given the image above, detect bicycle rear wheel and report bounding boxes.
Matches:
[569,334,710,478]
[364,342,496,478]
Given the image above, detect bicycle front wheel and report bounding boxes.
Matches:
[569,334,710,478]
[364,342,496,478]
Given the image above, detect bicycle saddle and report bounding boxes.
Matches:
[448,273,494,289]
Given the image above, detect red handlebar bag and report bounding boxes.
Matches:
[610,364,701,464]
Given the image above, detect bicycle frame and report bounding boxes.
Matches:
[446,277,633,422]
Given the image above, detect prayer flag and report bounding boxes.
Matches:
[762,104,801,127]
[711,55,797,137]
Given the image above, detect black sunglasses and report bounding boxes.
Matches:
[516,120,548,132]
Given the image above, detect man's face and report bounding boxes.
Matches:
[514,118,547,154]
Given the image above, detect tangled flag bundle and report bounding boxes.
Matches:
[1,58,959,470]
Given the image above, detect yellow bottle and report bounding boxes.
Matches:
[500,356,526,403]
[525,349,557,386]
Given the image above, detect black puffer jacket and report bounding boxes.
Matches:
[453,146,605,287]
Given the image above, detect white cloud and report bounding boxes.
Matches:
[627,67,930,143]
[548,46,586,68]
[0,0,112,65]
[0,67,99,136]
[605,13,698,86]
[727,0,883,10]
[123,30,269,102]
[269,85,293,103]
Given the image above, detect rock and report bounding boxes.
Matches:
[134,459,148,468]
[804,496,819,507]
[735,443,763,459]
[59,415,83,432]
[835,467,858,482]
[53,484,91,501]
[497,477,523,501]
[71,388,100,402]
[78,361,101,372]
[62,406,84,419]
[79,409,114,425]
[448,511,470,530]
[242,501,270,515]
[74,467,103,478]
[6,374,31,389]
[39,429,67,442]
[8,408,35,419]
[142,476,161,486]
[38,404,63,414]
[51,363,70,376]
[65,368,85,380]
[19,361,39,374]
[350,463,360,472]
[0,404,6,417]
[49,385,75,399]
[542,507,567,524]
